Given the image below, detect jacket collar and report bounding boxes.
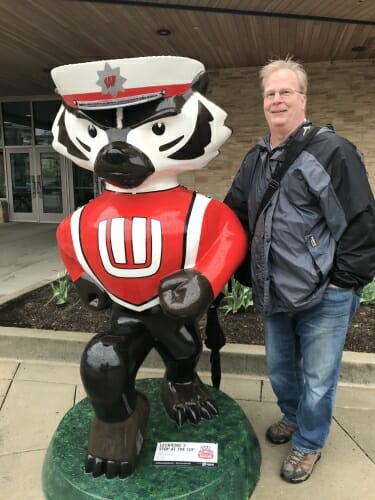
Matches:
[260,119,313,152]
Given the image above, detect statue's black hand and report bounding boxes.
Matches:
[75,275,111,310]
[159,269,214,322]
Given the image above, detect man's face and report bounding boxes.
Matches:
[263,69,307,136]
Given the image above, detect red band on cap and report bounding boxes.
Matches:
[62,83,191,108]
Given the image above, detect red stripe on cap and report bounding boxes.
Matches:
[62,83,191,108]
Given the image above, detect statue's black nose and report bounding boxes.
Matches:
[103,147,129,165]
[95,141,155,188]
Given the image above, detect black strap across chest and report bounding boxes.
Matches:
[255,125,321,223]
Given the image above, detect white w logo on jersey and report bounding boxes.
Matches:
[98,217,162,277]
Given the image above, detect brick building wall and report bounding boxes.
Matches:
[180,59,375,200]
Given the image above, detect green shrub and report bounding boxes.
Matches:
[220,277,253,315]
[49,273,73,306]
[361,279,375,305]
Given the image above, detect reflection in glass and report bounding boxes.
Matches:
[33,101,60,145]
[0,153,6,198]
[73,164,94,208]
[10,153,32,212]
[3,102,32,146]
[41,152,63,213]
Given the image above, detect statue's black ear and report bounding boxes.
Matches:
[192,71,209,95]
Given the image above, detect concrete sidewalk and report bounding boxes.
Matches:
[0,357,374,499]
[0,222,64,305]
[0,222,374,498]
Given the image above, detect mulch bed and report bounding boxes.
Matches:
[0,284,373,353]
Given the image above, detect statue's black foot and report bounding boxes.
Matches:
[85,392,149,479]
[161,373,218,427]
[85,454,133,479]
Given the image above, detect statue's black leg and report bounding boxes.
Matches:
[143,306,218,426]
[80,306,153,479]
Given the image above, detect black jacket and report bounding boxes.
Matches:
[225,124,375,314]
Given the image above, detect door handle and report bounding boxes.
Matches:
[31,177,37,198]
[36,175,42,196]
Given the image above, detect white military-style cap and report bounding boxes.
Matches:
[51,56,205,110]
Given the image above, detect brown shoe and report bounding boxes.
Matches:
[281,448,321,483]
[266,420,297,444]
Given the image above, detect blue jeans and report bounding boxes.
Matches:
[264,287,360,453]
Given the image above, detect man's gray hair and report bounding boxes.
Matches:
[259,57,308,95]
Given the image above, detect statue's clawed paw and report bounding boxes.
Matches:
[161,373,218,427]
[173,400,218,426]
[85,454,133,479]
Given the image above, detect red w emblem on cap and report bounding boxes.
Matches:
[104,75,116,89]
[96,63,126,97]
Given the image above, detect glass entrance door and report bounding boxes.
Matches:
[37,150,68,222]
[7,148,68,222]
[7,149,35,221]
[69,162,104,210]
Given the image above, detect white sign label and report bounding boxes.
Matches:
[153,442,218,467]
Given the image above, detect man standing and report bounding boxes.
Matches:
[224,58,375,483]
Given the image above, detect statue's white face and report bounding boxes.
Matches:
[52,91,231,192]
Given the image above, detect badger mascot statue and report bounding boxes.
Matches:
[51,56,247,479]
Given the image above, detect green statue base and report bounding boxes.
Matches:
[42,378,261,499]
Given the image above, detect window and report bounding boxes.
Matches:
[0,110,3,146]
[73,164,94,208]
[33,100,61,145]
[0,152,6,198]
[2,102,32,146]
